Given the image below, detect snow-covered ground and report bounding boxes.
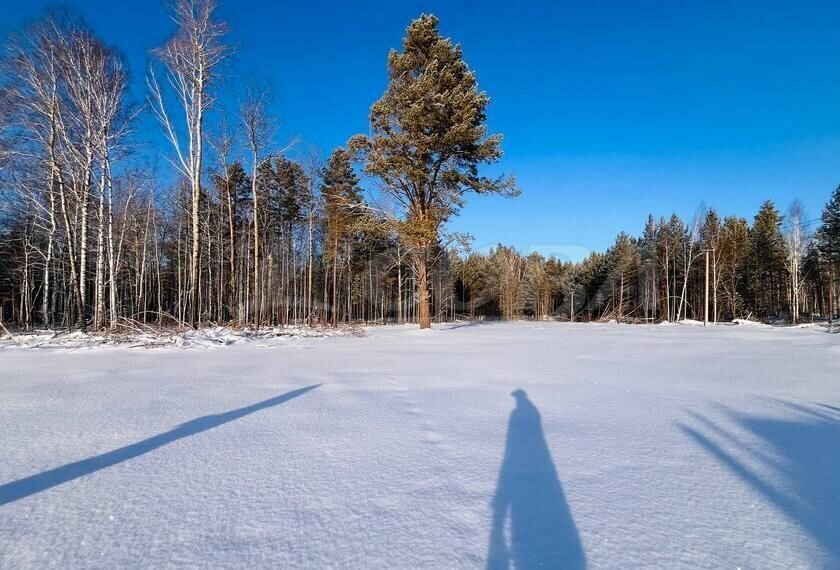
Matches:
[0,324,356,350]
[1,322,838,569]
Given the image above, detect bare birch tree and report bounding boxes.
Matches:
[148,0,228,328]
[785,200,807,324]
[240,88,271,328]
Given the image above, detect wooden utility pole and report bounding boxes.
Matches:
[704,249,710,327]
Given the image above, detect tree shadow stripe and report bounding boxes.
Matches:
[0,384,320,506]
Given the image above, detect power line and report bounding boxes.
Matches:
[781,217,822,231]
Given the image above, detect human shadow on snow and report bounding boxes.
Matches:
[486,389,586,569]
[679,401,840,568]
[0,384,320,506]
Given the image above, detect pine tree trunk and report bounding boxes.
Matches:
[416,247,432,329]
[332,237,339,327]
[397,243,403,324]
[618,273,625,319]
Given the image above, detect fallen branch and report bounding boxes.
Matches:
[0,321,21,346]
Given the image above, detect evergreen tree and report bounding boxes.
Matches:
[351,14,518,328]
[320,148,363,326]
[700,209,723,322]
[818,184,840,256]
[607,232,640,320]
[213,162,252,228]
[274,157,307,225]
[748,200,786,318]
[638,215,659,321]
[719,216,750,319]
[656,215,687,322]
[577,251,610,319]
[212,161,252,320]
[817,184,840,319]
[544,258,568,318]
[521,253,558,320]
[487,245,525,320]
[457,251,491,318]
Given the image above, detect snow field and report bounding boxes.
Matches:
[1,322,838,569]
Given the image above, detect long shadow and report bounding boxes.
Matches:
[0,384,320,506]
[678,402,840,568]
[817,403,840,414]
[486,389,586,570]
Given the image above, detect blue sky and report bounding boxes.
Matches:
[2,0,838,260]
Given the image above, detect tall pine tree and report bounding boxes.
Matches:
[321,148,363,326]
[351,14,518,328]
[748,200,786,319]
[817,184,840,320]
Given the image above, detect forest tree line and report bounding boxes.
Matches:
[0,2,838,331]
[456,197,838,324]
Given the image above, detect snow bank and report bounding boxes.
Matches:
[0,325,357,351]
[732,318,771,327]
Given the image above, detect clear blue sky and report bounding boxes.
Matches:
[2,0,838,260]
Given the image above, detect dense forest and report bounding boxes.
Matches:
[0,1,838,332]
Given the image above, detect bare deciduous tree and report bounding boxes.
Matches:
[148,0,229,328]
[785,201,807,324]
[240,87,271,328]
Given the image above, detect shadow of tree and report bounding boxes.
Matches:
[678,402,840,568]
[0,384,320,506]
[486,389,586,570]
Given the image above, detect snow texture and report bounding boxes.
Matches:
[0,325,354,350]
[1,322,838,569]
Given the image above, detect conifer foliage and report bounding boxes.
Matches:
[351,14,518,328]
